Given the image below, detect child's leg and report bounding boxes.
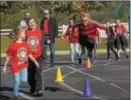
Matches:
[13,72,20,96]
[110,40,119,60]
[120,35,129,58]
[28,60,36,93]
[80,46,86,59]
[74,43,80,59]
[20,68,28,83]
[35,57,43,96]
[106,42,111,59]
[70,43,75,63]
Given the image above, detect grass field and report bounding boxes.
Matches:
[1,36,111,53]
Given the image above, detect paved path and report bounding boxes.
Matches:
[0,53,130,100]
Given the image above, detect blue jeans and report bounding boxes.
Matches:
[44,36,55,65]
[13,68,27,96]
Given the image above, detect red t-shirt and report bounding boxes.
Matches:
[106,27,115,37]
[63,26,79,43]
[26,28,42,59]
[43,19,49,35]
[78,20,106,40]
[115,24,127,34]
[6,41,31,73]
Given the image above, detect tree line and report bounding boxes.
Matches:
[0,1,129,29]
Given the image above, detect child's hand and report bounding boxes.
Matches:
[47,39,51,44]
[61,36,64,39]
[34,61,40,68]
[3,67,7,73]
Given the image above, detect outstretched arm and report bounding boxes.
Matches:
[93,21,107,30]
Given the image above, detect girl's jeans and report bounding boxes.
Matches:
[70,43,80,63]
[13,68,27,96]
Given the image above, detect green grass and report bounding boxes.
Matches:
[1,36,129,53]
[1,36,14,53]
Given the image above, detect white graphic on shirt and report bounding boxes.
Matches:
[27,36,39,50]
[17,47,28,65]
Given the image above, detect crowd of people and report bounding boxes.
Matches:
[2,8,129,100]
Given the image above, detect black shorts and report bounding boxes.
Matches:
[114,34,127,50]
[79,32,95,51]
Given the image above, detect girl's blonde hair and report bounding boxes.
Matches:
[14,27,25,38]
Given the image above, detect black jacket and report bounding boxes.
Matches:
[40,18,58,43]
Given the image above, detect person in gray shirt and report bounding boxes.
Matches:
[19,12,31,30]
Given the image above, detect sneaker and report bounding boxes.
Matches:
[126,54,129,59]
[107,58,111,60]
[79,58,82,64]
[36,90,43,96]
[71,62,74,66]
[29,88,35,94]
[51,63,55,67]
[116,58,120,62]
[13,95,19,100]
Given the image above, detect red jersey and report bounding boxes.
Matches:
[43,19,49,35]
[63,26,79,43]
[106,26,115,37]
[26,28,42,58]
[6,41,31,73]
[78,20,106,40]
[115,24,127,34]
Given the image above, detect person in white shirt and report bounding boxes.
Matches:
[19,12,31,30]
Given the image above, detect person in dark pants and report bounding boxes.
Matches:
[114,19,129,59]
[106,22,119,61]
[77,12,106,66]
[40,8,58,67]
[26,18,43,96]
[93,28,101,61]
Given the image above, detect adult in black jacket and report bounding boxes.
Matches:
[40,8,58,67]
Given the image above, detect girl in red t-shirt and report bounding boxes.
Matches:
[26,18,43,96]
[76,12,107,66]
[114,19,129,59]
[3,27,39,99]
[61,18,80,66]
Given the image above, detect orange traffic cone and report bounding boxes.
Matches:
[55,67,64,82]
[85,58,91,69]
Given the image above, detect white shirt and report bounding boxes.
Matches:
[19,20,28,28]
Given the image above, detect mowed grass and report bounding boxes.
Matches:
[2,36,129,53]
[1,36,14,53]
[1,36,108,53]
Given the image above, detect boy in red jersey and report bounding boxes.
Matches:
[26,18,43,96]
[114,19,129,59]
[61,18,80,66]
[3,27,39,100]
[106,22,119,60]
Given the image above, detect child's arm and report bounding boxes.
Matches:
[3,55,10,73]
[96,28,101,44]
[28,54,39,68]
[61,27,69,39]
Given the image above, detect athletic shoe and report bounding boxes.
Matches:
[79,58,82,64]
[126,54,129,59]
[13,95,19,100]
[107,58,111,60]
[36,90,43,96]
[51,63,55,67]
[71,62,75,67]
[29,88,36,94]
[116,58,120,62]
